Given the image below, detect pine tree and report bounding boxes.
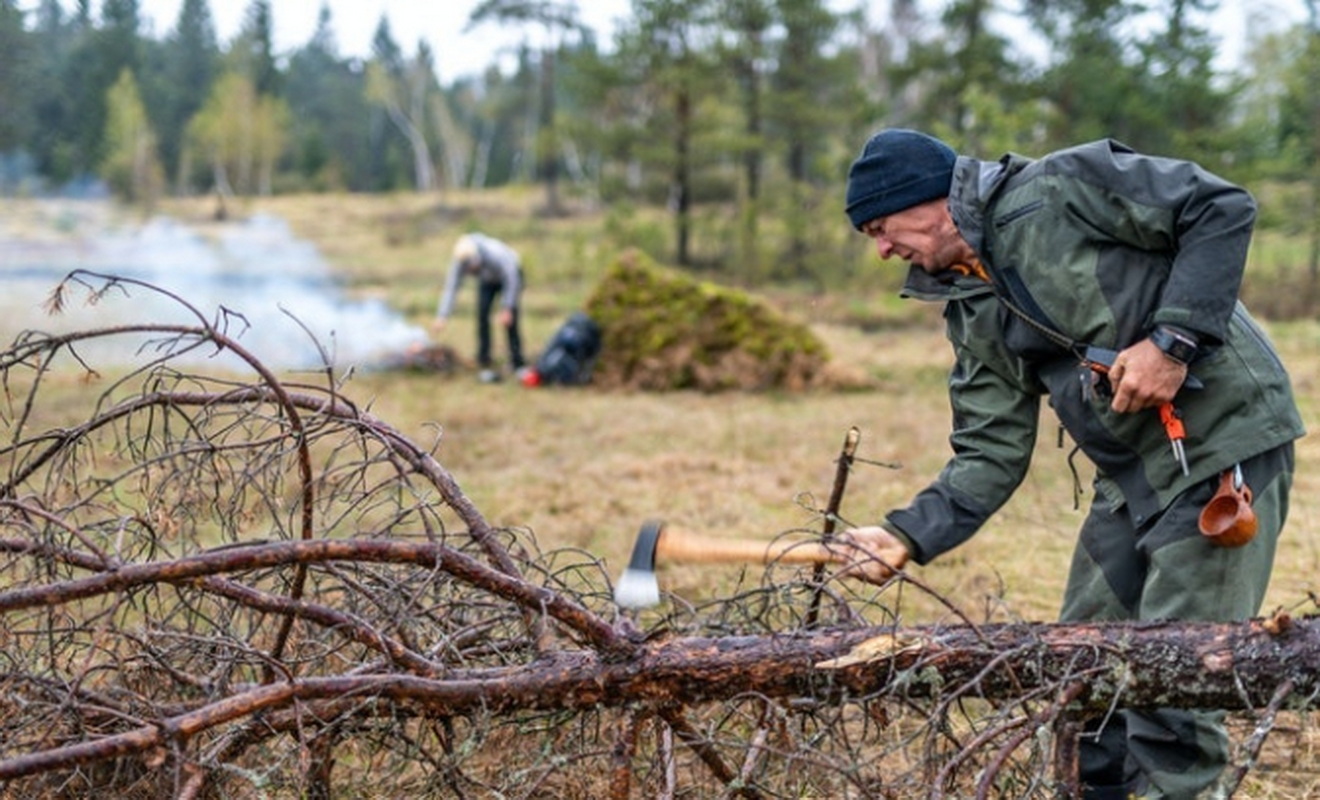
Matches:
[158,0,219,191]
[285,3,374,190]
[0,0,33,154]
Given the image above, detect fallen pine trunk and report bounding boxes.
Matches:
[2,614,1314,781]
[8,535,1310,716]
[487,613,1319,715]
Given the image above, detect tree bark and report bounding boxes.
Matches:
[3,615,1314,781]
[534,615,1320,716]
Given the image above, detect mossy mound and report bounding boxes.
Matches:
[583,249,829,391]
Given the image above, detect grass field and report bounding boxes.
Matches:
[3,192,1318,795]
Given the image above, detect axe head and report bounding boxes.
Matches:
[613,519,665,609]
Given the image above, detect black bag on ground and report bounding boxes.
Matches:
[535,312,602,385]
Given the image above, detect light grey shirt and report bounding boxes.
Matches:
[436,233,523,318]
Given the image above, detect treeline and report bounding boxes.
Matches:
[2,0,1319,281]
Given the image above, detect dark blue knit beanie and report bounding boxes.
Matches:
[845,129,957,230]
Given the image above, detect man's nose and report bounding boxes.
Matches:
[874,237,896,259]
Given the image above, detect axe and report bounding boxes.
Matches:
[613,519,850,609]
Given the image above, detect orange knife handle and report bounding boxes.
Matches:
[1159,403,1186,440]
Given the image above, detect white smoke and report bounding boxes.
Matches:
[0,204,428,372]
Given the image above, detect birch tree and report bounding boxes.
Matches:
[365,18,438,193]
[186,70,289,204]
[100,67,164,206]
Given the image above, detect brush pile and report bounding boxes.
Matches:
[584,249,829,391]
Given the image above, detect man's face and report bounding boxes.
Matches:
[859,198,968,275]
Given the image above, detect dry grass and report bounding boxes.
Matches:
[3,193,1319,795]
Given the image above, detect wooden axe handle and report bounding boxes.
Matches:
[654,525,838,566]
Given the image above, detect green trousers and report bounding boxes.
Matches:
[1059,443,1294,800]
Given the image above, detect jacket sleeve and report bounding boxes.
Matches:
[886,299,1043,564]
[1057,140,1256,346]
[436,259,464,319]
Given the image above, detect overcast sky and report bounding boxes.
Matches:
[133,0,633,81]
[39,0,1307,83]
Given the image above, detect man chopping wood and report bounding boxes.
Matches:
[839,129,1305,799]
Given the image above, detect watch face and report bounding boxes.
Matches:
[1153,328,1196,363]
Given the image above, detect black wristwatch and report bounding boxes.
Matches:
[1149,325,1199,365]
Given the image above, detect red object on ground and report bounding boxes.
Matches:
[521,368,541,387]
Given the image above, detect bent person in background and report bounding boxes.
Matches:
[433,232,527,383]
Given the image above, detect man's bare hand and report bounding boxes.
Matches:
[430,317,448,334]
[831,526,910,585]
[1106,338,1187,413]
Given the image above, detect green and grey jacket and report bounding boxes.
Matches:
[887,139,1305,565]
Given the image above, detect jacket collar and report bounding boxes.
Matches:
[899,154,1017,302]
